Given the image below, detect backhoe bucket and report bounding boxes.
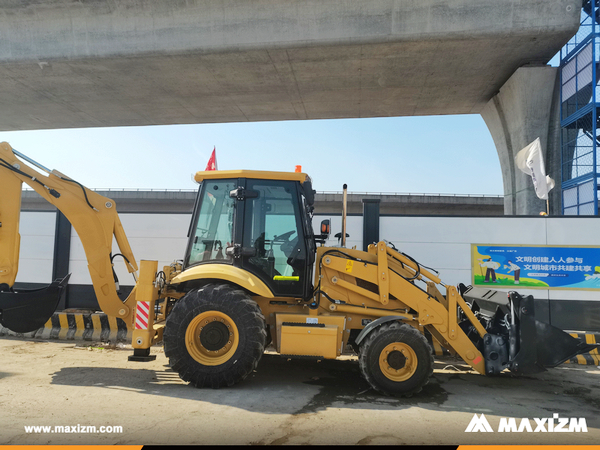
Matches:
[461,286,599,375]
[0,274,70,333]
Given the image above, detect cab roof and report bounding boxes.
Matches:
[194,170,309,184]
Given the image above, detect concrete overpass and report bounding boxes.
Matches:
[21,189,504,216]
[0,0,583,214]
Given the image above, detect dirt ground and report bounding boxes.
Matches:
[1,337,599,446]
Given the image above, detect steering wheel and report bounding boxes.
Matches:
[275,230,296,242]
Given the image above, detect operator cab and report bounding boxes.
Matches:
[184,171,316,299]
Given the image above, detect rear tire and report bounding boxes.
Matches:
[359,322,433,397]
[164,283,266,388]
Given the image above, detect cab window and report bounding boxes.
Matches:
[187,179,236,266]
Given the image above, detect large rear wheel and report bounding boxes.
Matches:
[359,321,433,397]
[164,283,266,388]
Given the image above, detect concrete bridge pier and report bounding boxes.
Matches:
[481,66,562,216]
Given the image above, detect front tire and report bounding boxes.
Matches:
[359,322,433,397]
[164,284,266,388]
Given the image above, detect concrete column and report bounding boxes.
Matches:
[481,66,561,215]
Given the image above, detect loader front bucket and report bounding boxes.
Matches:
[507,292,599,374]
[0,274,70,333]
[461,286,599,375]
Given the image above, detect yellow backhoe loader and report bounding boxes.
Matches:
[0,142,597,396]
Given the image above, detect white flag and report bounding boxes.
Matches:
[514,138,555,200]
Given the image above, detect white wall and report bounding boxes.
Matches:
[14,212,56,284]
[68,213,192,285]
[15,210,600,304]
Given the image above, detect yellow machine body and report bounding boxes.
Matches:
[275,313,346,359]
[172,264,273,299]
[2,144,595,395]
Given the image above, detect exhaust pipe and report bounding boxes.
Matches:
[341,184,347,247]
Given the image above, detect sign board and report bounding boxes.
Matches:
[471,244,600,290]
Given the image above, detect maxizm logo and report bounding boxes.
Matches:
[465,413,588,433]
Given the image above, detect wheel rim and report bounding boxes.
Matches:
[379,342,418,382]
[185,311,239,366]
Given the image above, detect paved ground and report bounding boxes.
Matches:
[1,337,599,445]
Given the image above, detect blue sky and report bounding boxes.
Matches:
[0,114,503,195]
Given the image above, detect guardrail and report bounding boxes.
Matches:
[316,191,504,198]
[23,187,198,193]
[92,188,198,193]
[22,187,503,198]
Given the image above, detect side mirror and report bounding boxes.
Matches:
[226,245,257,258]
[320,219,330,238]
[229,187,259,200]
[314,219,331,245]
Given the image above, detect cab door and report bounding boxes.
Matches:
[240,179,308,298]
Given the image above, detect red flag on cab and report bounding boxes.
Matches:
[205,147,217,171]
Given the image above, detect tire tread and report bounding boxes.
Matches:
[164,283,266,389]
[359,321,433,397]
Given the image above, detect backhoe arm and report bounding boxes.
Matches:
[0,142,138,325]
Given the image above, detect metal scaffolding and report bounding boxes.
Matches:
[560,0,600,215]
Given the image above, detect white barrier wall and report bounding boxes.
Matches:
[14,212,56,284]
[68,213,192,285]
[15,211,600,307]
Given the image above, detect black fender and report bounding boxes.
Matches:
[354,315,410,347]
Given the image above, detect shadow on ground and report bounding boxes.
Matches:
[49,352,600,421]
